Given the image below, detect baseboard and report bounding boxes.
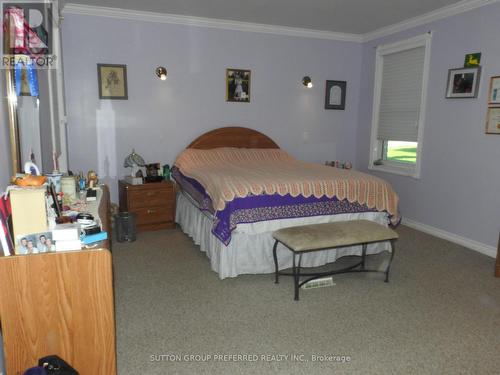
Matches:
[401,218,496,259]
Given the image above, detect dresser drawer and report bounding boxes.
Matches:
[128,187,173,209]
[133,205,173,225]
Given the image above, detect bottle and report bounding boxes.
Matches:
[162,164,170,181]
[78,172,86,191]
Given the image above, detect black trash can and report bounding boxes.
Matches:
[114,212,137,242]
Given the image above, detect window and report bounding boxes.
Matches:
[369,33,432,178]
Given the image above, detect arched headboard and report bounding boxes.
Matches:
[187,127,280,149]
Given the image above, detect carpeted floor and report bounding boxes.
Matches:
[113,226,500,375]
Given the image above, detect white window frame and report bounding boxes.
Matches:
[368,33,432,178]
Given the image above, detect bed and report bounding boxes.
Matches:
[173,127,400,279]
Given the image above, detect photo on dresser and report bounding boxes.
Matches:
[15,231,55,255]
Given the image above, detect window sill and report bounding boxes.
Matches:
[368,162,420,179]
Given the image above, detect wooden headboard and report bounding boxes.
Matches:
[187,127,280,149]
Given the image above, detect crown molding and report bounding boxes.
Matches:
[362,0,500,42]
[62,4,363,42]
[63,1,499,44]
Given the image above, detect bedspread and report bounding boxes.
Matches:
[173,166,381,244]
[175,148,399,214]
[173,148,400,244]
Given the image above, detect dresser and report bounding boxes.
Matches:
[118,180,175,232]
[0,186,116,375]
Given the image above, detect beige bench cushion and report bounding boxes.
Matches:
[272,220,398,252]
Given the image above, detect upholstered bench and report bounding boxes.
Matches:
[272,220,398,300]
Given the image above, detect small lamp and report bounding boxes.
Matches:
[155,66,167,80]
[302,76,313,88]
[124,149,145,177]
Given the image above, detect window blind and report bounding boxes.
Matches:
[377,46,425,142]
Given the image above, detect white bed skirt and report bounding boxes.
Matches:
[175,192,391,279]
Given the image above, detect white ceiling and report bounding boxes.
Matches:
[64,0,471,34]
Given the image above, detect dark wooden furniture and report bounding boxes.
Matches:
[0,186,116,375]
[118,180,175,232]
[187,126,280,149]
[272,220,398,301]
[495,231,500,277]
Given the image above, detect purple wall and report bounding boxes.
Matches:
[61,4,500,250]
[61,14,363,201]
[356,3,500,248]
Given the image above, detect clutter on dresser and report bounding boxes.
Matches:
[2,174,109,255]
[145,162,163,183]
[325,160,352,169]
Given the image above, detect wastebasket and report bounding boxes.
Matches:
[114,212,137,242]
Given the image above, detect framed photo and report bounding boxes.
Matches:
[488,76,500,104]
[15,231,55,255]
[226,69,250,103]
[97,64,128,99]
[325,80,346,110]
[464,53,481,67]
[485,107,500,134]
[445,66,481,98]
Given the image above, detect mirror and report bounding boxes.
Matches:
[3,2,68,176]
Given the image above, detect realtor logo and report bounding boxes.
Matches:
[1,0,57,68]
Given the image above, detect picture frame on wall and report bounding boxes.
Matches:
[325,80,346,110]
[445,66,481,98]
[226,68,251,103]
[487,76,500,104]
[485,107,500,134]
[97,63,128,100]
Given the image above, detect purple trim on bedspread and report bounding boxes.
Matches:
[173,167,390,245]
[214,194,377,245]
[172,167,214,213]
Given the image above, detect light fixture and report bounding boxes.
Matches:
[302,76,313,88]
[155,66,167,80]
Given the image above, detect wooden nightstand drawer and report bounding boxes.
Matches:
[133,206,173,225]
[118,180,176,232]
[128,188,173,209]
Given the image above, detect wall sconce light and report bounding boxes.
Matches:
[302,76,313,88]
[155,66,167,80]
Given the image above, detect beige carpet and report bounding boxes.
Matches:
[113,226,500,375]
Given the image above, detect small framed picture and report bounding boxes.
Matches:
[97,63,128,99]
[445,66,481,98]
[488,76,500,104]
[464,53,481,67]
[325,80,346,110]
[485,107,500,134]
[226,69,250,103]
[15,231,55,255]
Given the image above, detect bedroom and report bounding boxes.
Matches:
[0,0,499,374]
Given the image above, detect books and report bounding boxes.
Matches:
[52,223,80,241]
[81,231,108,245]
[55,239,82,251]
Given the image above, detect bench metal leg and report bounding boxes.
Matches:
[273,240,279,284]
[385,239,397,282]
[293,252,303,301]
[361,243,367,270]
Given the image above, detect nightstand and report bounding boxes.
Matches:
[118,180,175,232]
